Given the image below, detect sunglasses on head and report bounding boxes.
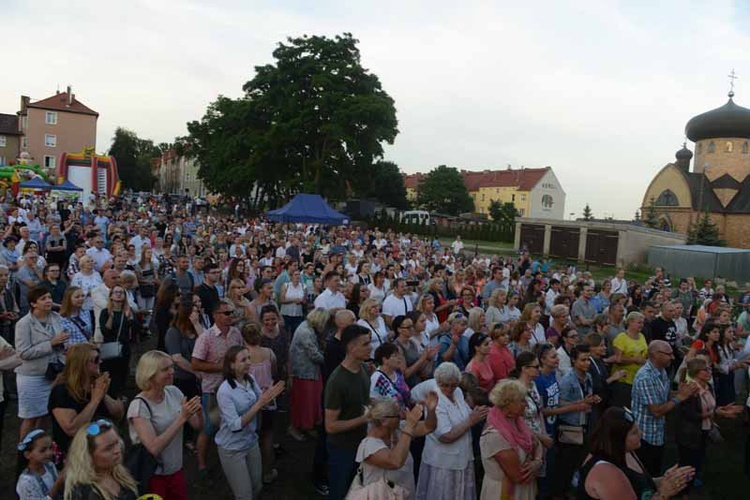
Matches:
[17,429,46,451]
[86,419,114,437]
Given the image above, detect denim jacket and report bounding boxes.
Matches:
[558,370,593,427]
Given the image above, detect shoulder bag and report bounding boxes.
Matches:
[125,396,160,496]
[100,312,125,361]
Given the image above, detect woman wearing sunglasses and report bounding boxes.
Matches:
[49,343,123,458]
[577,407,694,500]
[65,419,139,500]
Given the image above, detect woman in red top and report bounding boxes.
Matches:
[687,321,721,365]
[466,332,494,392]
[486,323,515,384]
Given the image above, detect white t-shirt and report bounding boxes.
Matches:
[382,293,413,319]
[127,385,185,475]
[313,288,346,310]
[451,240,464,254]
[357,317,389,358]
[423,386,473,469]
[355,435,415,497]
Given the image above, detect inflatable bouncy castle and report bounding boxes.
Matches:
[58,147,121,199]
[0,152,49,196]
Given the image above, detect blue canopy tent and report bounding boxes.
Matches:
[266,193,349,225]
[52,180,84,192]
[19,177,53,190]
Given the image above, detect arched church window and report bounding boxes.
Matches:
[726,141,733,153]
[743,142,748,154]
[655,189,679,206]
[708,141,715,153]
[697,143,702,154]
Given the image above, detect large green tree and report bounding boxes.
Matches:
[416,165,474,215]
[362,161,408,209]
[184,33,398,210]
[687,210,725,246]
[488,200,518,225]
[108,127,157,191]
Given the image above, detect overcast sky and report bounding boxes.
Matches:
[3,0,749,219]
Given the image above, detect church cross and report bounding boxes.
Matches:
[728,69,738,95]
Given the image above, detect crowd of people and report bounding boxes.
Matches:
[1,191,750,499]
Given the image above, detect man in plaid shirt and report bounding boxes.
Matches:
[631,340,698,476]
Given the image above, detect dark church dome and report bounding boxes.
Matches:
[675,144,693,160]
[685,93,750,141]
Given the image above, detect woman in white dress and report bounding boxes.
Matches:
[415,362,488,500]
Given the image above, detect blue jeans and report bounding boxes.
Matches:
[327,443,357,500]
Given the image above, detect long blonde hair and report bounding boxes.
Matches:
[61,343,99,403]
[64,425,138,500]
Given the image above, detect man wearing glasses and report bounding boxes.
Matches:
[631,340,699,476]
[191,299,243,477]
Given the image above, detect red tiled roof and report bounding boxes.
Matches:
[403,167,549,192]
[27,92,99,117]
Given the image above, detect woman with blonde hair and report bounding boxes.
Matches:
[70,255,102,320]
[611,311,648,408]
[49,343,123,457]
[99,285,134,399]
[485,288,508,327]
[60,286,94,346]
[518,303,546,345]
[480,379,544,500]
[64,420,138,500]
[289,307,330,440]
[127,350,202,499]
[227,278,253,329]
[354,395,438,499]
[416,292,446,344]
[357,297,389,357]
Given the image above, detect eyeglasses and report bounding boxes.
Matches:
[86,419,114,436]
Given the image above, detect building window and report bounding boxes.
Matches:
[0,136,5,147]
[481,194,485,201]
[45,134,56,147]
[542,194,554,209]
[518,208,525,216]
[708,141,715,153]
[45,112,57,125]
[520,194,526,202]
[743,142,748,154]
[21,116,27,131]
[44,156,56,169]
[655,189,679,206]
[726,141,733,153]
[22,137,28,148]
[0,157,5,166]
[511,194,515,202]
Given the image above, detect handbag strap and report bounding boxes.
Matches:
[134,396,153,420]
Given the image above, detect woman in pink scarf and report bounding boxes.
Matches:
[479,379,543,500]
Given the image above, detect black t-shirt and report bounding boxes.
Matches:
[650,317,677,347]
[323,336,345,381]
[49,383,113,454]
[197,283,220,322]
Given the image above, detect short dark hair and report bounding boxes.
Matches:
[374,343,399,365]
[570,345,590,362]
[27,286,51,307]
[223,345,251,389]
[323,271,340,284]
[204,263,218,273]
[341,324,370,350]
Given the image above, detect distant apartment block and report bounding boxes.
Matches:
[0,86,98,173]
[404,166,566,219]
